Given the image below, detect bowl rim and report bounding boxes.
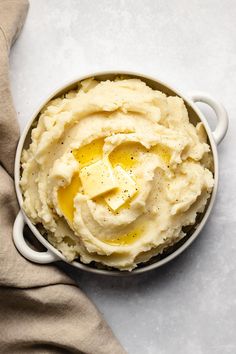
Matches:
[14,70,219,276]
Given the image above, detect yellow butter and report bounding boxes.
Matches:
[79,159,118,198]
[73,138,104,168]
[58,174,81,221]
[104,165,137,211]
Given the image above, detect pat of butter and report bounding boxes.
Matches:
[79,159,118,198]
[104,166,137,211]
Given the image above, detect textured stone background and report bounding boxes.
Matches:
[10,1,236,353]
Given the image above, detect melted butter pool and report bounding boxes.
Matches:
[58,173,81,221]
[58,137,171,222]
[109,141,171,171]
[109,142,146,171]
[73,138,104,168]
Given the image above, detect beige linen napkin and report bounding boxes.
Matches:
[0,1,125,353]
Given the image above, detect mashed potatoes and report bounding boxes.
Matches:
[20,77,214,271]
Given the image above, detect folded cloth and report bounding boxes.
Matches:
[0,1,125,353]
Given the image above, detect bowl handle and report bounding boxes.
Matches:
[13,211,59,264]
[188,92,228,145]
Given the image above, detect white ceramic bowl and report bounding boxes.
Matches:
[13,71,228,275]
